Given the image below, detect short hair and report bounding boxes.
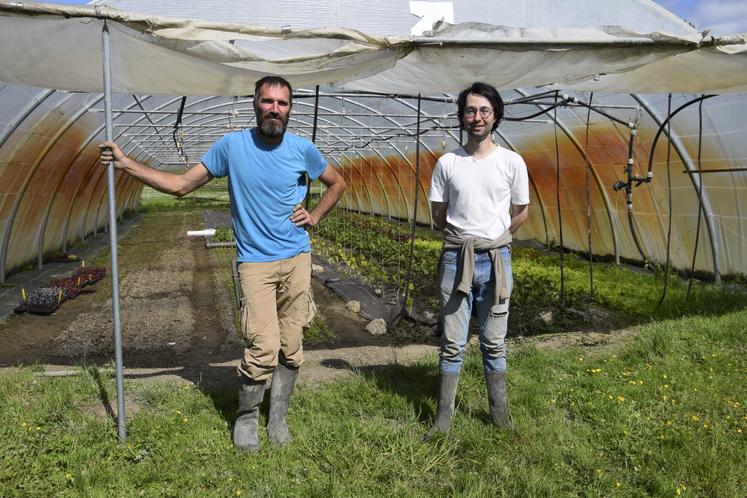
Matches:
[254,76,293,106]
[456,82,504,131]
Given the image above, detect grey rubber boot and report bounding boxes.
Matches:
[485,371,512,428]
[267,363,299,445]
[233,377,266,452]
[425,373,460,439]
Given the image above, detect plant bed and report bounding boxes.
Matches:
[48,277,81,300]
[24,302,61,315]
[51,252,79,263]
[18,287,64,315]
[72,266,106,285]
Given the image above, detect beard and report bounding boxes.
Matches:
[257,112,288,138]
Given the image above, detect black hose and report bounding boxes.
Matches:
[585,92,594,301]
[656,94,674,310]
[554,91,565,309]
[505,101,565,122]
[686,98,706,301]
[172,96,188,164]
[646,95,715,178]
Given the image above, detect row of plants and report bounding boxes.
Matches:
[14,266,105,315]
[311,212,441,309]
[312,211,747,335]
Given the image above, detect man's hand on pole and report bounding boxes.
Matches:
[98,141,125,169]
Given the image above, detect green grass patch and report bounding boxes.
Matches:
[138,179,230,214]
[1,310,744,496]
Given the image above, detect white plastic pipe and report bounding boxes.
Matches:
[186,229,216,237]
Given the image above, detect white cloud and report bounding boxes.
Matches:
[690,1,747,35]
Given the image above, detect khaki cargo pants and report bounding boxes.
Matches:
[236,251,316,381]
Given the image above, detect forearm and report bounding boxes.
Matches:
[309,181,345,224]
[118,156,190,197]
[508,204,529,234]
[431,202,447,231]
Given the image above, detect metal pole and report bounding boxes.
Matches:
[305,85,320,211]
[403,94,421,314]
[102,21,126,442]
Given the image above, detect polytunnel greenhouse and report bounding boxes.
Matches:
[1,1,747,494]
[1,0,746,285]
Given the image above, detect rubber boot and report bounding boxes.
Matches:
[232,377,266,452]
[485,371,512,428]
[267,363,299,445]
[425,373,460,439]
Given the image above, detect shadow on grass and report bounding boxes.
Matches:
[319,358,441,425]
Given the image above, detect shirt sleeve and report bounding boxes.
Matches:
[510,154,530,205]
[304,142,328,180]
[200,135,230,178]
[429,157,448,203]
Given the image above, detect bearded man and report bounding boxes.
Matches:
[99,75,345,452]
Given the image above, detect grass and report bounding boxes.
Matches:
[2,195,745,496]
[1,310,744,497]
[138,178,230,214]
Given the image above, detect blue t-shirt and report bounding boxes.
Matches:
[201,129,327,262]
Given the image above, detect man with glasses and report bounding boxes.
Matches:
[99,76,345,452]
[427,82,529,437]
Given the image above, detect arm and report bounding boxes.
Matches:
[430,201,448,231]
[99,141,213,197]
[509,203,528,234]
[290,165,346,227]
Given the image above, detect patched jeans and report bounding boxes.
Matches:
[438,247,513,374]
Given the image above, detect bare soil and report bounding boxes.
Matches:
[0,210,637,391]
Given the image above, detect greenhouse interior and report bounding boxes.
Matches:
[0,0,746,494]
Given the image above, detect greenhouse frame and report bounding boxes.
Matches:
[1,0,746,439]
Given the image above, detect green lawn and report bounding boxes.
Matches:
[1,309,744,497]
[5,190,742,496]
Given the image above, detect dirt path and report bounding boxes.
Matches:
[0,210,637,391]
[0,210,439,390]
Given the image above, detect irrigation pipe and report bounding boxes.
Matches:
[686,99,706,300]
[584,93,594,301]
[656,94,674,310]
[613,126,650,266]
[554,91,565,308]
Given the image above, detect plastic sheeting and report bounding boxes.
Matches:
[1,1,746,280]
[1,3,747,95]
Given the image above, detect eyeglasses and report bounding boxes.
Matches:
[463,107,493,118]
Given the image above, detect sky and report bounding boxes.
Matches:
[33,0,747,35]
[658,0,747,34]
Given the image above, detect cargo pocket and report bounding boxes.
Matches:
[303,289,317,329]
[239,296,256,344]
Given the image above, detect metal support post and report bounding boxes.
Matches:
[102,21,127,442]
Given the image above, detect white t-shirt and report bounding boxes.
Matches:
[428,145,529,239]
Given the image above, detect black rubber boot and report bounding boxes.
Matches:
[425,372,460,439]
[267,363,299,445]
[485,371,512,428]
[232,377,266,452]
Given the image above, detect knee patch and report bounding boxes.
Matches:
[490,299,509,318]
